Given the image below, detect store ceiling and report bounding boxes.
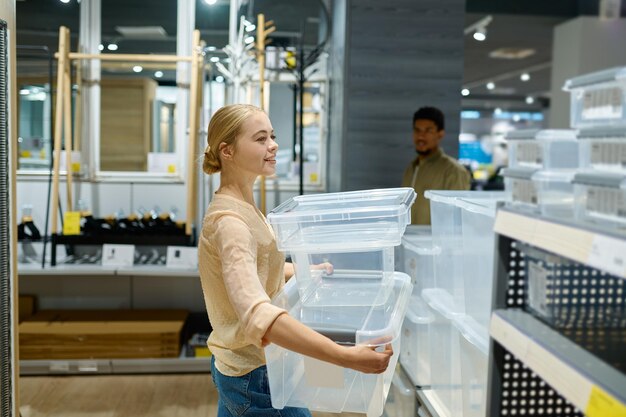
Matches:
[15,0,626,110]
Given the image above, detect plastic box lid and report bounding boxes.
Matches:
[452,314,488,355]
[505,129,577,141]
[455,196,508,218]
[405,295,435,324]
[502,167,539,180]
[563,66,626,90]
[268,188,416,225]
[531,170,576,184]
[424,190,507,204]
[577,126,626,139]
[573,171,626,189]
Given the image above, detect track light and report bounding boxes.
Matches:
[526,96,535,104]
[486,82,495,90]
[461,88,470,96]
[473,27,487,42]
[520,73,530,82]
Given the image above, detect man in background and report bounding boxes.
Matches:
[402,106,471,225]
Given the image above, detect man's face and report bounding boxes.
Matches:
[412,119,444,156]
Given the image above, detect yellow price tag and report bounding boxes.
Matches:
[586,386,626,417]
[63,211,81,236]
[167,164,176,173]
[71,162,81,173]
[309,173,318,183]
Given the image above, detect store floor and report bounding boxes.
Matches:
[19,374,362,417]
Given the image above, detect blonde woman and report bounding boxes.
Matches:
[199,104,393,416]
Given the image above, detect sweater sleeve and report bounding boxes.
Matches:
[212,214,287,347]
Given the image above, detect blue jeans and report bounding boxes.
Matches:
[211,356,312,417]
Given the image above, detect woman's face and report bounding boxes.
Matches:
[230,111,278,177]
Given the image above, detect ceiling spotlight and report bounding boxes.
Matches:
[210,56,220,63]
[207,46,217,51]
[473,27,487,42]
[526,96,535,104]
[486,82,495,90]
[154,71,163,78]
[245,24,256,32]
[98,44,104,51]
[60,0,70,3]
[520,73,531,82]
[494,107,503,115]
[203,0,217,5]
[461,88,470,96]
[107,43,118,51]
[216,76,224,83]
[513,114,521,122]
[133,65,143,73]
[244,36,255,44]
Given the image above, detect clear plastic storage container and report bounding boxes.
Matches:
[400,226,439,294]
[506,129,578,170]
[574,171,626,228]
[564,66,626,128]
[578,126,626,173]
[267,188,416,252]
[400,295,434,386]
[454,315,489,417]
[265,273,412,417]
[456,197,507,331]
[503,167,540,212]
[421,288,463,417]
[532,170,576,218]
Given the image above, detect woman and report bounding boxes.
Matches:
[199,104,393,417]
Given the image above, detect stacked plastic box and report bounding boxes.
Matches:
[265,188,415,417]
[397,225,438,386]
[421,190,509,417]
[563,67,626,230]
[502,129,579,218]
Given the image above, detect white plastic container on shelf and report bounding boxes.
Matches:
[503,167,539,212]
[574,171,626,228]
[564,66,626,128]
[456,196,509,332]
[400,226,439,294]
[577,126,626,173]
[506,129,579,170]
[265,273,413,417]
[400,295,434,387]
[454,315,489,417]
[532,170,576,218]
[421,288,463,417]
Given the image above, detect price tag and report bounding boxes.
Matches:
[102,244,135,267]
[585,385,626,417]
[63,211,81,235]
[166,246,198,269]
[588,234,626,278]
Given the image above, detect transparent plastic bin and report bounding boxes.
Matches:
[506,129,578,170]
[454,315,489,417]
[400,226,439,294]
[503,167,539,212]
[578,126,626,173]
[425,190,509,312]
[267,188,416,252]
[574,171,626,229]
[265,273,413,417]
[532,170,576,218]
[421,288,463,417]
[400,295,434,386]
[457,196,508,330]
[564,66,626,128]
[291,247,396,307]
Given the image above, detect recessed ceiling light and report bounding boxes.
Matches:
[526,96,535,104]
[461,88,470,96]
[489,48,536,60]
[245,24,256,32]
[207,46,217,51]
[107,43,118,51]
[154,71,163,78]
[520,73,530,82]
[210,56,219,63]
[60,0,70,3]
[486,82,495,90]
[98,44,104,51]
[204,0,217,4]
[244,36,255,44]
[216,76,224,83]
[133,65,143,73]
[494,107,503,115]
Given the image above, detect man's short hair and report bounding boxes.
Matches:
[413,107,445,131]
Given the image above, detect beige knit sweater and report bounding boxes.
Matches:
[198,194,287,376]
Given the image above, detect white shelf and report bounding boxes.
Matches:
[20,357,211,375]
[494,208,626,279]
[490,309,626,416]
[18,264,198,277]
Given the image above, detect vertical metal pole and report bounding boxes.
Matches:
[185,30,201,237]
[63,28,73,211]
[298,48,304,196]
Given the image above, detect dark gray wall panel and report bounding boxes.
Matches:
[328,0,466,192]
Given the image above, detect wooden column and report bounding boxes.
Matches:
[51,26,68,234]
[185,30,202,236]
[63,27,73,211]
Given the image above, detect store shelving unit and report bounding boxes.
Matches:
[487,207,626,417]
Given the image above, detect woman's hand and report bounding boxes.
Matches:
[339,343,393,374]
[311,262,334,275]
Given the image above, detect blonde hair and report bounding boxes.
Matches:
[203,104,264,175]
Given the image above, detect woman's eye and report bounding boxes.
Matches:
[270,135,277,140]
[256,137,266,142]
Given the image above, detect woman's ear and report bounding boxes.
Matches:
[219,142,233,160]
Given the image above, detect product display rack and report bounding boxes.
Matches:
[487,207,626,417]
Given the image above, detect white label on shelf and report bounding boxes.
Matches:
[517,141,543,165]
[588,234,626,278]
[49,361,70,372]
[527,261,550,317]
[590,141,626,169]
[101,244,135,267]
[166,246,198,269]
[303,356,344,388]
[512,178,538,205]
[582,87,623,120]
[585,186,626,220]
